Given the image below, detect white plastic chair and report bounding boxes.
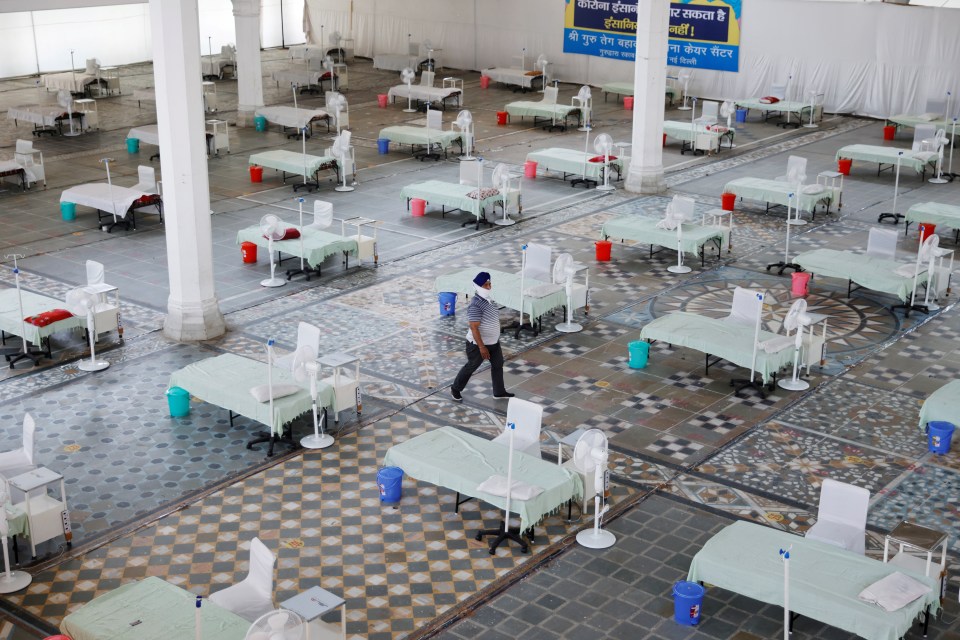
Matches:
[866,228,899,261]
[540,86,559,105]
[133,165,159,195]
[459,158,482,187]
[275,322,321,371]
[805,478,869,554]
[425,109,442,131]
[492,398,543,459]
[912,124,937,152]
[776,155,808,186]
[723,286,763,327]
[85,58,99,75]
[770,83,787,101]
[86,260,105,286]
[208,537,276,623]
[14,139,45,187]
[309,201,334,229]
[522,243,552,283]
[420,70,435,87]
[0,414,37,480]
[695,100,719,127]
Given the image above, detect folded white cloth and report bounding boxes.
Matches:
[858,571,931,612]
[523,283,563,298]
[759,335,795,353]
[894,263,924,278]
[249,383,301,403]
[476,475,544,501]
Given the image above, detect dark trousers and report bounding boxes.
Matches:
[452,341,506,396]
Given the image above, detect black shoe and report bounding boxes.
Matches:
[451,389,463,402]
[493,392,515,399]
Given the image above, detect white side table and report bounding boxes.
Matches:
[818,170,844,210]
[884,521,948,594]
[341,217,381,266]
[333,63,349,91]
[206,119,230,156]
[9,466,71,559]
[703,207,734,252]
[281,585,346,640]
[82,282,121,339]
[443,77,464,107]
[72,98,98,131]
[318,352,361,424]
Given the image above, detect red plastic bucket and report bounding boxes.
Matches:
[919,223,937,242]
[496,111,508,126]
[721,192,736,211]
[480,76,491,89]
[624,96,634,110]
[791,271,811,297]
[377,94,388,108]
[838,158,852,176]
[249,165,263,183]
[595,240,612,262]
[524,160,537,179]
[411,198,426,217]
[883,125,896,141]
[241,241,258,263]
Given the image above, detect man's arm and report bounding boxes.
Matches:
[468,321,490,360]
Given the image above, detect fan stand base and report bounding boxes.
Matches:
[576,529,616,549]
[802,123,818,129]
[62,131,82,137]
[0,571,32,593]
[494,218,516,226]
[766,261,801,276]
[556,322,583,333]
[78,359,110,372]
[476,520,528,555]
[260,277,286,288]
[335,185,356,192]
[929,177,949,184]
[677,106,692,111]
[402,108,417,113]
[595,184,616,192]
[667,265,692,274]
[878,212,904,225]
[301,433,335,449]
[778,377,810,391]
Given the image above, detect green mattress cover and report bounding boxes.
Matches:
[835,145,933,174]
[60,577,249,640]
[236,224,358,269]
[663,120,735,143]
[504,102,579,121]
[736,99,813,115]
[526,147,623,181]
[600,82,677,99]
[601,216,729,256]
[905,202,960,230]
[433,267,566,321]
[378,126,461,150]
[248,149,338,177]
[399,180,503,219]
[888,114,953,130]
[918,379,960,429]
[794,248,928,302]
[168,353,334,436]
[724,177,839,214]
[383,426,582,533]
[0,289,85,346]
[639,311,794,384]
[688,521,939,640]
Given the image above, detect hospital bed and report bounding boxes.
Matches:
[201,47,235,80]
[41,69,100,94]
[270,68,335,94]
[434,267,574,336]
[126,123,224,159]
[904,202,960,243]
[0,289,86,364]
[525,148,623,185]
[254,106,331,137]
[387,84,462,110]
[0,161,27,191]
[505,87,581,132]
[835,145,939,179]
[60,183,162,232]
[400,180,503,229]
[735,98,821,127]
[663,120,735,155]
[168,353,334,457]
[7,105,82,137]
[689,521,939,640]
[887,98,956,132]
[373,53,419,72]
[794,248,929,302]
[378,125,462,156]
[600,81,679,105]
[481,67,544,91]
[640,312,794,385]
[600,216,730,266]
[248,150,340,192]
[918,379,960,430]
[235,223,368,274]
[723,177,840,220]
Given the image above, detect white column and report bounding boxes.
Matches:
[625,0,669,194]
[150,0,226,341]
[233,0,264,127]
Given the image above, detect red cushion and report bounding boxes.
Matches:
[759,96,781,104]
[588,155,618,163]
[281,228,301,241]
[24,309,73,327]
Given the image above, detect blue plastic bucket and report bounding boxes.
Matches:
[377,138,390,155]
[125,137,140,154]
[673,580,705,626]
[254,115,267,132]
[378,466,403,503]
[735,108,747,123]
[628,341,649,369]
[927,421,955,455]
[60,202,76,222]
[438,292,457,316]
[166,386,190,417]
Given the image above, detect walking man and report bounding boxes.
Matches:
[451,271,515,402]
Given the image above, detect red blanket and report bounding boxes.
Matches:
[24,309,73,327]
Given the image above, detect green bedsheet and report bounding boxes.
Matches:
[168,353,334,436]
[236,224,358,269]
[639,311,794,384]
[526,147,623,181]
[383,426,582,533]
[736,98,817,119]
[905,202,960,231]
[663,120,734,144]
[433,267,566,321]
[60,577,249,640]
[794,248,927,302]
[601,217,730,257]
[600,81,678,101]
[724,177,839,216]
[399,180,503,219]
[835,145,935,174]
[888,114,953,130]
[504,101,579,123]
[689,521,939,640]
[0,289,85,346]
[378,126,461,150]
[918,379,960,429]
[248,149,339,178]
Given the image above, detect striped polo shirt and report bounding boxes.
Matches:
[465,295,501,345]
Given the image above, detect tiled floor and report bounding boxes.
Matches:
[2,51,960,639]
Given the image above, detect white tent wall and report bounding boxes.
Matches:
[261,0,307,49]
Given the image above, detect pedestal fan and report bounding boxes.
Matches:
[400,68,416,113]
[259,215,286,288]
[574,429,615,549]
[453,110,474,160]
[658,196,696,274]
[677,69,693,110]
[0,479,31,593]
[329,31,343,63]
[594,133,616,192]
[554,253,583,333]
[291,345,333,449]
[777,299,813,391]
[244,609,306,640]
[332,131,355,192]
[66,287,110,371]
[928,129,949,184]
[58,90,80,137]
[322,55,336,94]
[422,38,436,71]
[720,100,737,148]
[803,90,820,129]
[492,163,516,226]
[328,92,347,136]
[535,54,550,91]
[575,85,592,132]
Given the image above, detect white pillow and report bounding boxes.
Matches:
[476,474,544,501]
[801,184,826,195]
[249,383,301,403]
[919,113,941,122]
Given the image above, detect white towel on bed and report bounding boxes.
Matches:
[476,475,544,501]
[858,572,931,612]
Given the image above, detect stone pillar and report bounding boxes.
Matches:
[150,0,226,341]
[233,0,265,127]
[625,0,669,195]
